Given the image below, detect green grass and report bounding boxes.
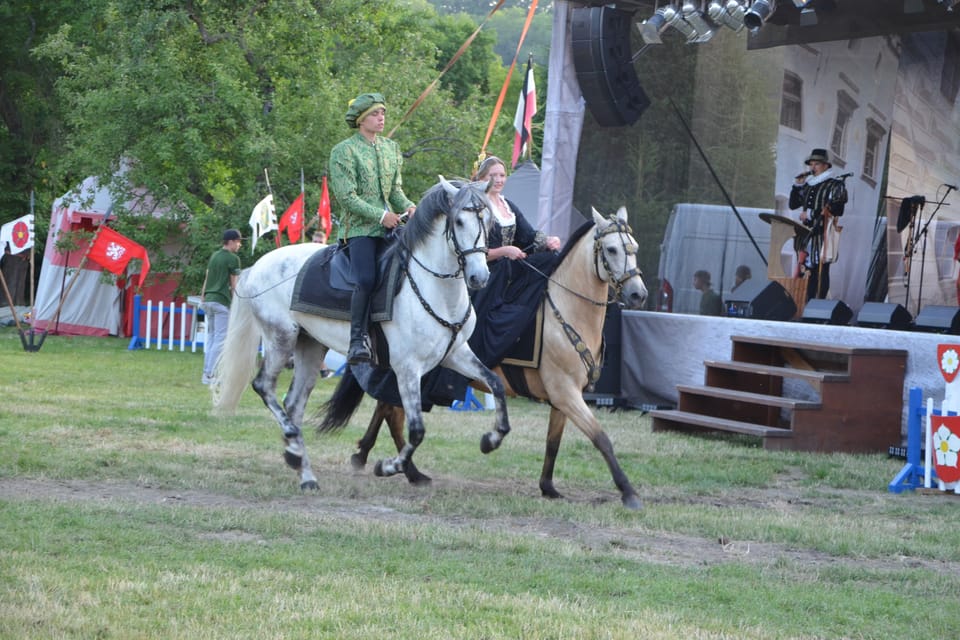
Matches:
[1,329,959,639]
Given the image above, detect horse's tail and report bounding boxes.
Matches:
[211,292,260,414]
[315,366,365,434]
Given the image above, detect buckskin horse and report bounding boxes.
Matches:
[335,207,649,508]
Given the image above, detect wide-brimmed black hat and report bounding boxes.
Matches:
[805,148,832,167]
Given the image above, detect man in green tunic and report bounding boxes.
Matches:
[329,92,416,365]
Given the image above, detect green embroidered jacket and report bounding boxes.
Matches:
[328,133,415,241]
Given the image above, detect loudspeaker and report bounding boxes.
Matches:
[800,299,854,325]
[592,304,622,395]
[855,302,913,330]
[571,6,650,127]
[913,305,960,334]
[724,279,797,321]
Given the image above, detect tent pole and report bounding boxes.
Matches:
[0,268,25,332]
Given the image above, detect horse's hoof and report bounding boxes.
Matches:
[622,494,643,510]
[283,450,303,470]
[373,460,386,477]
[480,432,498,454]
[350,452,366,471]
[300,480,319,491]
[405,465,432,485]
[540,482,563,500]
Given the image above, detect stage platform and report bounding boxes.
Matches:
[621,310,951,443]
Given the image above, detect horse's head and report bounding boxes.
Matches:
[591,206,648,309]
[439,175,491,290]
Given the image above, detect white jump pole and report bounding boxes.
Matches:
[179,302,187,352]
[145,300,153,349]
[924,397,933,489]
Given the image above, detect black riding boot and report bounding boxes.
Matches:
[347,288,373,365]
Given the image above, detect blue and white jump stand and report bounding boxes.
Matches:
[450,387,485,411]
[889,387,944,493]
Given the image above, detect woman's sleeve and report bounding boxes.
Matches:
[508,199,547,251]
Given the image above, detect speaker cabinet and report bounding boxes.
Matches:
[913,305,960,334]
[800,299,853,326]
[571,6,650,127]
[724,279,797,321]
[856,302,913,330]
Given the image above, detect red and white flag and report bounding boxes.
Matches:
[317,175,332,241]
[511,57,537,169]
[86,226,151,285]
[278,191,305,244]
[0,214,34,255]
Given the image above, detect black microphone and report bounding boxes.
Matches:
[838,172,853,178]
[795,171,812,180]
[946,184,958,190]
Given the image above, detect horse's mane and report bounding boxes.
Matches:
[554,218,595,264]
[385,179,491,260]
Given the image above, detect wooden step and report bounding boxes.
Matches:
[649,409,794,439]
[704,359,849,384]
[730,334,908,358]
[676,384,821,410]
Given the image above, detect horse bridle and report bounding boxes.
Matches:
[402,192,490,359]
[593,217,642,304]
[541,216,643,389]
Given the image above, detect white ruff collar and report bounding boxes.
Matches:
[805,169,836,186]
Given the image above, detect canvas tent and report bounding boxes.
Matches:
[34,175,172,337]
[504,161,585,240]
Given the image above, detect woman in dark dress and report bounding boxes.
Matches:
[468,156,561,367]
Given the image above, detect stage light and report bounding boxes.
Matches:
[638,3,711,45]
[638,7,670,44]
[941,0,960,10]
[681,1,715,41]
[744,0,777,29]
[707,0,747,31]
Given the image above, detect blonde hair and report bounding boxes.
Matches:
[472,155,505,181]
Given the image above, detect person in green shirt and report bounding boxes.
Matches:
[200,229,242,384]
[694,269,723,316]
[329,92,416,365]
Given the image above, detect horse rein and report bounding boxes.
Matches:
[536,216,643,389]
[401,194,490,361]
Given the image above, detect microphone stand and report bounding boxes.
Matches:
[913,186,953,316]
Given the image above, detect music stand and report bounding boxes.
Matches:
[759,213,809,316]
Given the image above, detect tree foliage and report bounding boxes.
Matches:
[9,0,509,294]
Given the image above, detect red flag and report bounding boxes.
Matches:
[86,226,151,286]
[511,57,537,169]
[317,175,332,240]
[278,191,305,244]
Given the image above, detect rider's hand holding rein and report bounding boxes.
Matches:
[380,205,415,230]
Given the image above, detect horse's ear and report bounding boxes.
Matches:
[438,175,458,196]
[616,206,628,222]
[591,207,606,227]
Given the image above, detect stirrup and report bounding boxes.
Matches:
[347,338,372,365]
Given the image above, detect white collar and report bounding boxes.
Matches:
[805,169,836,186]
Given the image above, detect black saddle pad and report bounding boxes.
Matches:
[290,244,404,322]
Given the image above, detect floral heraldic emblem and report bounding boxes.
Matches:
[938,345,960,383]
[105,242,128,263]
[932,417,960,484]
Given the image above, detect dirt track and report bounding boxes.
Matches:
[3,475,958,578]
